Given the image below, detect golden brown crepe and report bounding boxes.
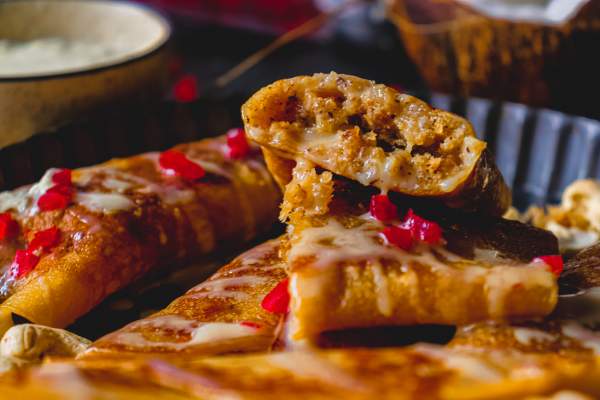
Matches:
[0,361,193,399]
[4,344,600,399]
[80,238,286,359]
[0,135,280,335]
[450,321,600,361]
[279,164,558,343]
[242,72,510,215]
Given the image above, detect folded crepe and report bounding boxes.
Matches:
[242,72,510,215]
[260,140,555,344]
[0,134,280,335]
[4,344,600,399]
[80,238,286,359]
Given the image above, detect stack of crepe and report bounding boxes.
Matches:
[2,73,600,399]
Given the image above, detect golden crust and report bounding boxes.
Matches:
[80,239,286,359]
[450,321,599,361]
[243,72,510,215]
[277,163,557,342]
[0,136,280,332]
[4,345,600,399]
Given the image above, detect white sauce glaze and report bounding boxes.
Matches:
[561,321,600,354]
[0,168,58,216]
[109,315,259,350]
[512,327,555,346]
[74,192,134,214]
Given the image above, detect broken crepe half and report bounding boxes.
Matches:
[0,132,280,335]
[280,182,560,343]
[242,73,562,344]
[242,72,511,215]
[80,238,287,360]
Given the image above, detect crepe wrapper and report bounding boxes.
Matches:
[0,135,280,334]
[80,238,286,359]
[242,72,510,215]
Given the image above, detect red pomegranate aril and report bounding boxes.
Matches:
[159,150,205,181]
[173,74,198,103]
[52,169,72,186]
[240,321,262,329]
[0,213,18,241]
[226,128,250,159]
[402,209,443,245]
[532,255,564,277]
[38,187,71,211]
[369,194,398,222]
[381,226,413,250]
[29,227,61,253]
[10,249,39,278]
[261,278,290,314]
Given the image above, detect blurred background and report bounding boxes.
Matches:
[146,0,599,117]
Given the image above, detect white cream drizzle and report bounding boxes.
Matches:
[415,344,502,382]
[371,261,392,317]
[101,177,133,192]
[512,327,555,346]
[74,192,134,214]
[268,351,368,392]
[186,290,250,301]
[561,321,600,354]
[198,276,269,291]
[77,165,196,206]
[0,168,58,216]
[108,315,260,350]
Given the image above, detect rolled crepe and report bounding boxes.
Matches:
[4,344,600,399]
[242,72,510,215]
[80,238,286,359]
[0,135,280,334]
[281,164,558,342]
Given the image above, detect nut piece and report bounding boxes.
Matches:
[0,324,90,372]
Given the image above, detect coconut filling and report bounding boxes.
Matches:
[253,88,485,197]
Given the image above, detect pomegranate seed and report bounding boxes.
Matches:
[10,249,39,278]
[532,255,563,277]
[173,74,198,103]
[226,128,250,159]
[29,227,61,253]
[240,321,262,329]
[159,150,205,181]
[0,213,18,241]
[52,169,72,186]
[401,209,443,245]
[381,226,413,250]
[261,278,290,314]
[38,185,71,211]
[369,194,398,222]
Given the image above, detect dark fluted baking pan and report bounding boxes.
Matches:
[2,93,598,210]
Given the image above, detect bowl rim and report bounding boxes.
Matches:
[0,0,171,82]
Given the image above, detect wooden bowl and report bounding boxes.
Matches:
[0,0,171,148]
